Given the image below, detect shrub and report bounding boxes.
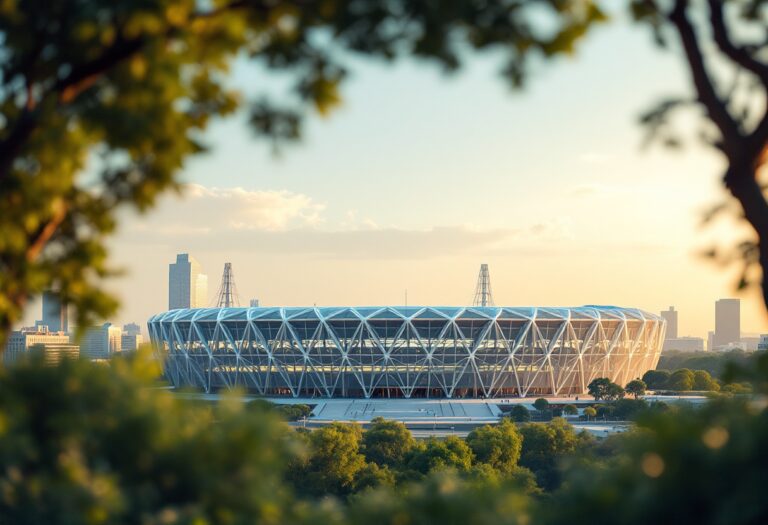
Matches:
[509,405,532,422]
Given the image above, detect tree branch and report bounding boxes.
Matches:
[25,201,68,263]
[56,37,146,104]
[669,0,741,155]
[708,0,768,87]
[0,0,267,185]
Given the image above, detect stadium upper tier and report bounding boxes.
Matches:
[148,306,665,398]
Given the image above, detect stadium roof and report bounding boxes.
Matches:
[149,305,662,323]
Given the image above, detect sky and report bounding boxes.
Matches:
[26,12,768,340]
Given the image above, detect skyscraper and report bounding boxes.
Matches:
[169,254,208,310]
[121,333,144,352]
[660,306,678,340]
[714,298,740,349]
[81,323,122,360]
[123,322,142,336]
[42,290,68,333]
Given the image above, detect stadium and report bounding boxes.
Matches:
[148,305,665,398]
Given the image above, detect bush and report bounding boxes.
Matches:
[508,405,532,422]
[611,398,649,420]
[693,370,720,392]
[721,382,753,395]
[347,471,530,525]
[546,397,768,525]
[596,405,615,419]
[0,352,298,524]
[668,369,695,391]
[275,403,313,421]
[642,369,671,390]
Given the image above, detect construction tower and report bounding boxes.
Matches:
[214,262,240,308]
[472,264,494,307]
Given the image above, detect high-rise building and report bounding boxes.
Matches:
[123,322,142,336]
[739,336,761,352]
[81,323,122,360]
[660,306,678,340]
[121,333,143,352]
[42,290,68,333]
[169,253,207,310]
[250,299,260,307]
[714,298,740,349]
[121,323,143,351]
[4,328,73,364]
[662,336,705,353]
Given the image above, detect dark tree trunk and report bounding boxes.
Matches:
[724,164,768,314]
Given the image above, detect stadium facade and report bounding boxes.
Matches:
[148,306,665,398]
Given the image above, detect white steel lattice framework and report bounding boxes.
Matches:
[148,306,665,398]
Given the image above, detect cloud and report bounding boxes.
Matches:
[123,224,514,260]
[118,184,578,260]
[126,184,326,235]
[529,217,574,240]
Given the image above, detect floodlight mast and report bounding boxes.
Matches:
[215,262,240,308]
[472,263,494,307]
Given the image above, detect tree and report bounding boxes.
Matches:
[533,398,551,413]
[347,471,531,525]
[643,370,671,390]
[353,462,396,492]
[563,404,579,416]
[630,1,768,312]
[588,378,625,401]
[606,383,626,401]
[0,1,606,348]
[543,396,768,525]
[407,436,473,475]
[519,418,578,491]
[466,420,523,476]
[298,422,367,497]
[362,417,415,468]
[612,398,649,421]
[668,369,695,391]
[721,382,753,395]
[596,404,615,420]
[588,377,611,400]
[693,370,720,392]
[509,405,532,423]
[0,351,301,524]
[583,406,597,421]
[625,379,648,399]
[273,403,313,421]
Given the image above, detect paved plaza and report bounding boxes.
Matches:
[310,398,501,424]
[173,391,707,437]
